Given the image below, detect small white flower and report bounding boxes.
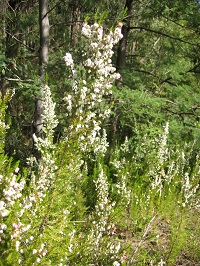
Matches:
[0,201,5,211]
[1,209,9,217]
[64,53,74,67]
[158,258,166,266]
[68,244,73,253]
[33,249,37,254]
[16,241,20,251]
[14,167,20,174]
[82,23,91,37]
[84,58,94,67]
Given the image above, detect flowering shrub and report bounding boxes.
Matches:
[0,85,59,264]
[31,85,58,198]
[58,23,125,264]
[63,22,123,151]
[85,164,121,265]
[0,169,25,245]
[150,122,170,196]
[0,93,26,248]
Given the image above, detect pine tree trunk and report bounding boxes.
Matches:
[116,0,133,73]
[71,0,80,47]
[0,0,8,98]
[38,0,49,82]
[34,0,49,134]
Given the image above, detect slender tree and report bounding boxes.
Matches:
[34,0,50,134]
[70,0,81,47]
[116,0,133,73]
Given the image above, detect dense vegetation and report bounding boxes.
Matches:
[0,0,200,265]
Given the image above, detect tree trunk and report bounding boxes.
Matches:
[38,0,49,81]
[70,0,81,47]
[0,0,8,98]
[34,0,49,134]
[116,0,133,73]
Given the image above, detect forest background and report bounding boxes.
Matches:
[0,0,200,265]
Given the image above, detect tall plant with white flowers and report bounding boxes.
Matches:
[0,92,26,253]
[63,22,123,151]
[0,85,60,265]
[57,22,125,265]
[16,85,59,264]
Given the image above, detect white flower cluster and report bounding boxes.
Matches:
[110,142,131,208]
[0,173,25,218]
[11,222,31,240]
[82,22,123,44]
[181,172,199,208]
[94,168,112,218]
[9,85,59,253]
[93,129,109,156]
[151,122,169,196]
[32,243,48,263]
[29,85,58,200]
[88,166,121,260]
[63,53,74,68]
[157,122,169,166]
[0,172,25,241]
[0,120,9,132]
[41,85,58,135]
[149,124,200,208]
[63,22,123,151]
[80,23,122,107]
[36,155,57,200]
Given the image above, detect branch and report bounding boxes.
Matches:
[6,78,34,82]
[5,30,37,52]
[149,6,193,30]
[159,77,176,86]
[187,62,200,73]
[42,3,60,19]
[165,109,196,117]
[128,59,199,87]
[129,26,199,46]
[130,68,177,86]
